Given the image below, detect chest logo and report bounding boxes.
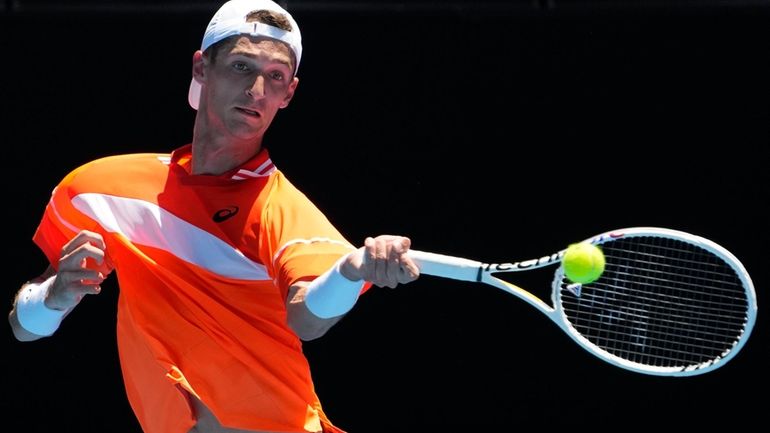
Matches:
[213,206,239,223]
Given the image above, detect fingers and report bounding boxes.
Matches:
[60,243,107,271]
[47,231,111,309]
[61,230,107,261]
[47,267,106,310]
[394,236,420,281]
[57,268,106,286]
[59,230,111,272]
[361,235,420,289]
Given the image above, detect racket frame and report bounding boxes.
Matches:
[409,227,757,376]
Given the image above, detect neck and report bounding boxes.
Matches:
[190,117,263,175]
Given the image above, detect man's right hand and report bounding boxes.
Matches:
[46,230,114,311]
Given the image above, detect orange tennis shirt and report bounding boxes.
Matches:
[33,144,363,433]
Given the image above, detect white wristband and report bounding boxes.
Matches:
[304,255,366,319]
[16,276,68,336]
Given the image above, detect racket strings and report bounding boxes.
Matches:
[565,292,744,337]
[559,236,749,370]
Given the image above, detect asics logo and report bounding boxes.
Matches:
[213,206,239,223]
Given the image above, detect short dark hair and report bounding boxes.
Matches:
[204,9,294,66]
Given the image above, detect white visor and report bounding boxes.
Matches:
[188,0,302,110]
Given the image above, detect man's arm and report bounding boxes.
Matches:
[286,281,343,341]
[9,230,112,341]
[286,235,420,341]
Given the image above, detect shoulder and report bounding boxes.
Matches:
[70,152,170,175]
[265,170,316,205]
[76,152,171,171]
[269,170,300,192]
[59,152,172,192]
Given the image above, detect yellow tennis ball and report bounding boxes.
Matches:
[563,242,605,284]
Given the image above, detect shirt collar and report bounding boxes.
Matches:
[169,144,276,181]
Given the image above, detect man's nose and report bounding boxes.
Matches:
[246,75,265,98]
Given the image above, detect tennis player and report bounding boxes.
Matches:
[8,1,420,432]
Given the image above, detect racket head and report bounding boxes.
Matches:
[551,227,757,376]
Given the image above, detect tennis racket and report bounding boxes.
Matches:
[408,227,757,376]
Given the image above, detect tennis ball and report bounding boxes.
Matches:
[563,242,605,284]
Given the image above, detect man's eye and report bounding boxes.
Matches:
[270,71,284,81]
[233,62,248,71]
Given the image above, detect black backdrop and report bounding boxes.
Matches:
[2,2,768,432]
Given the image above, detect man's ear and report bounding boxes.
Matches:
[192,50,206,85]
[280,76,300,109]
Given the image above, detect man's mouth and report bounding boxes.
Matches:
[237,107,260,117]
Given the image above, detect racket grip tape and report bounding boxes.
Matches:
[407,250,483,282]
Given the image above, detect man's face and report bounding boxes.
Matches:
[199,35,298,142]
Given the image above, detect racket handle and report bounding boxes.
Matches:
[407,250,483,282]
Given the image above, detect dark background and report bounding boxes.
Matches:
[2,1,768,432]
